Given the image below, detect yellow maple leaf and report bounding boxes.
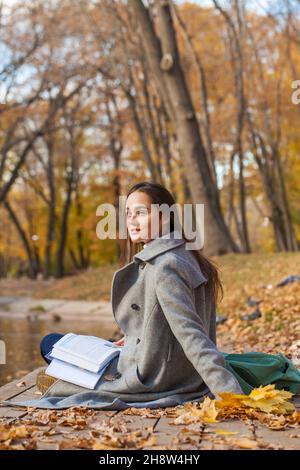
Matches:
[231,438,259,449]
[214,429,239,436]
[217,384,295,415]
[174,384,296,427]
[215,392,246,411]
[174,397,220,424]
[249,384,293,402]
[196,396,220,423]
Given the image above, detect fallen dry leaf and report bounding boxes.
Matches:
[16,381,26,388]
[214,429,239,436]
[230,437,259,449]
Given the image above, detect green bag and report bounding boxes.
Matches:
[222,351,300,395]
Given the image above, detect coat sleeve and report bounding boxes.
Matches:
[154,256,245,399]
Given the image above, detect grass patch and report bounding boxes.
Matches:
[0,252,299,304]
[29,305,46,313]
[264,311,274,322]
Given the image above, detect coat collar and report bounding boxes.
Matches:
[133,230,186,264]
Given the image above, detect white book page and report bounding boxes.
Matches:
[49,348,120,373]
[52,333,122,365]
[46,358,109,389]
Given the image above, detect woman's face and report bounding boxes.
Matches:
[126,191,164,244]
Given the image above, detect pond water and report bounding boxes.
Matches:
[0,317,116,386]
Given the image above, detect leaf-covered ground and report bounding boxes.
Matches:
[216,253,300,361]
[0,251,299,305]
[0,252,299,450]
[0,385,299,450]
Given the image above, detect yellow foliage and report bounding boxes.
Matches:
[175,384,296,425]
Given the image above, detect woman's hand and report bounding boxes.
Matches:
[113,336,125,346]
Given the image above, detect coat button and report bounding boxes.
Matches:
[136,338,141,344]
[131,303,140,310]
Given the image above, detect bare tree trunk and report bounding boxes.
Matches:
[172,3,218,185]
[247,115,294,251]
[139,61,164,182]
[105,91,127,265]
[214,0,251,253]
[129,0,239,255]
[244,10,299,252]
[55,179,74,278]
[55,125,77,278]
[126,89,159,182]
[0,82,86,204]
[154,99,177,193]
[273,146,299,250]
[74,186,89,269]
[3,199,38,278]
[43,137,56,279]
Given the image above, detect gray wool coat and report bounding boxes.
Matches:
[3,234,244,410]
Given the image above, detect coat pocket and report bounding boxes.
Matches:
[125,364,154,393]
[167,341,173,362]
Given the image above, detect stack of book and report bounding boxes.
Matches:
[45,333,123,389]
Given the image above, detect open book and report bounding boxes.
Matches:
[45,333,123,390]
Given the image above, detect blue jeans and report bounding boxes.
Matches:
[40,333,65,365]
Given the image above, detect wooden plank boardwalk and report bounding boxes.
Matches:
[0,368,300,450]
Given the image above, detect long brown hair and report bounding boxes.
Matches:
[125,182,224,307]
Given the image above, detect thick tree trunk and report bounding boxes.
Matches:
[129,0,239,255]
[55,128,77,278]
[3,200,38,279]
[43,138,56,279]
[214,0,251,253]
[55,181,73,278]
